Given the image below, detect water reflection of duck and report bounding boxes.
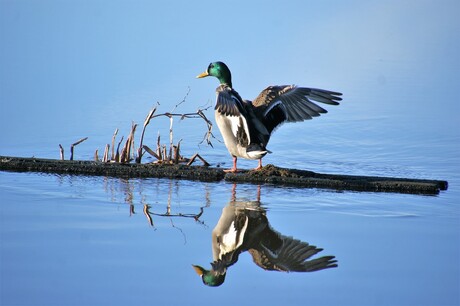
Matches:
[193,185,337,287]
[197,61,342,172]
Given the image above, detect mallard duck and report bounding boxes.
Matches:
[197,61,342,172]
[192,185,337,287]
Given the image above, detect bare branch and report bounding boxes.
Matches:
[70,137,88,161]
[142,145,161,160]
[186,153,210,167]
[170,87,191,113]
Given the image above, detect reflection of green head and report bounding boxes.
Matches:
[192,264,226,287]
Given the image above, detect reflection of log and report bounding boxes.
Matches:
[0,156,448,195]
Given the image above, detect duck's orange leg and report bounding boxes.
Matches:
[224,156,238,173]
[253,158,263,171]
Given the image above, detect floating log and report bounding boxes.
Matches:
[0,156,448,195]
[224,165,448,195]
[0,156,223,182]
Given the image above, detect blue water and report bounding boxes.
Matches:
[0,170,458,306]
[1,1,460,305]
[1,107,459,305]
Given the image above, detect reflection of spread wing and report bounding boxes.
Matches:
[248,233,337,272]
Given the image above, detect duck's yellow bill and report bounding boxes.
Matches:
[196,71,209,78]
[192,265,205,276]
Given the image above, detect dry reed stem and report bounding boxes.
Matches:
[156,133,162,160]
[162,145,167,162]
[169,115,174,155]
[102,144,110,162]
[136,106,158,163]
[59,144,64,160]
[111,129,118,160]
[70,137,88,161]
[115,136,124,163]
[120,123,137,163]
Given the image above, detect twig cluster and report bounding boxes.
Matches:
[61,89,215,166]
[137,104,213,166]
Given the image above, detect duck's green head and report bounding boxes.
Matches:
[192,264,226,287]
[197,61,232,87]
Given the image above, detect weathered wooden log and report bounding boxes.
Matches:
[0,156,448,195]
[224,164,448,195]
[0,156,223,182]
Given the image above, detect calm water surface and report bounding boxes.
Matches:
[1,110,459,305]
[1,75,460,305]
[1,76,460,305]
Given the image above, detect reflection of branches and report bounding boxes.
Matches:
[143,205,205,225]
[147,205,204,220]
[101,175,209,238]
[142,204,205,244]
[140,179,208,243]
[143,204,154,227]
[170,218,187,244]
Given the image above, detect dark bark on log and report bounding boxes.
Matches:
[0,156,224,182]
[0,156,448,195]
[224,164,448,195]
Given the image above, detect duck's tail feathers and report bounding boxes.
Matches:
[246,144,269,159]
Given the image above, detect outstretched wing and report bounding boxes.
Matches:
[248,233,338,272]
[252,85,342,134]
